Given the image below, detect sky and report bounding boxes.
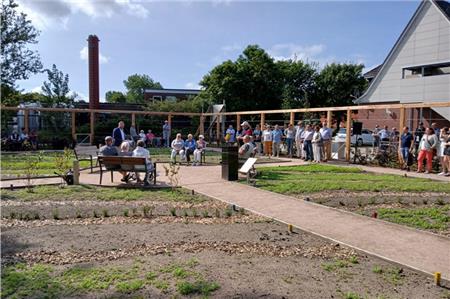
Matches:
[16,0,420,102]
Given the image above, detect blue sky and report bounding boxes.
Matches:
[17,0,419,101]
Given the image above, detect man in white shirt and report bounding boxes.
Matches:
[294,121,304,159]
[320,122,333,162]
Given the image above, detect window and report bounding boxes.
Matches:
[152,96,162,101]
[403,62,450,79]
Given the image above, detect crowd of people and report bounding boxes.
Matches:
[231,120,450,176]
[3,127,38,150]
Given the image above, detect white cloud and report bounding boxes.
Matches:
[31,86,43,94]
[79,46,109,64]
[185,82,201,90]
[17,0,149,30]
[268,43,325,62]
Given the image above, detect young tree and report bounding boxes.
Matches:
[41,64,73,106]
[105,91,127,103]
[0,0,42,86]
[123,74,163,104]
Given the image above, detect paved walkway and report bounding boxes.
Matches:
[155,163,450,280]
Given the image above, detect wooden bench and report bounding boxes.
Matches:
[172,149,207,165]
[74,145,99,173]
[97,156,157,185]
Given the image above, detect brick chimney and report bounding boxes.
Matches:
[88,35,100,109]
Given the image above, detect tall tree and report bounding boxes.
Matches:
[123,74,163,104]
[314,63,367,107]
[200,45,283,112]
[41,64,74,106]
[0,0,42,86]
[106,91,127,103]
[277,60,318,109]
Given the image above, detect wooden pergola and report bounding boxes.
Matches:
[2,101,449,161]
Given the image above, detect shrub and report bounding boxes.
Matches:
[102,209,109,218]
[123,209,129,217]
[170,207,177,217]
[52,209,60,220]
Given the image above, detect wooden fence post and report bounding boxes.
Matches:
[290,112,295,125]
[131,113,136,128]
[236,114,241,129]
[199,115,205,136]
[345,108,351,162]
[71,112,76,141]
[216,114,221,143]
[327,110,332,127]
[24,109,29,133]
[90,112,95,145]
[260,113,265,128]
[73,160,79,185]
[399,106,406,131]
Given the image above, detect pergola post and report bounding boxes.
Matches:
[90,112,95,145]
[345,109,352,161]
[71,112,76,141]
[131,113,136,128]
[399,106,406,131]
[236,114,241,129]
[216,114,221,143]
[199,115,205,136]
[260,113,265,128]
[290,112,295,125]
[23,109,29,133]
[327,110,332,127]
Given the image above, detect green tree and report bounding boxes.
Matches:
[277,59,318,109]
[314,63,367,107]
[105,90,127,103]
[123,74,163,104]
[41,64,74,106]
[0,0,42,87]
[200,45,283,112]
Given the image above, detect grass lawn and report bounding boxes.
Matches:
[377,206,450,230]
[255,164,450,193]
[1,185,208,203]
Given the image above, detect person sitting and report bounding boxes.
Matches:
[139,130,147,143]
[171,133,185,163]
[29,129,38,150]
[239,135,256,160]
[99,136,130,182]
[132,140,154,186]
[184,134,196,165]
[193,135,206,166]
[19,128,28,142]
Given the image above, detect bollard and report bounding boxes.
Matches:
[372,211,378,218]
[10,184,14,191]
[434,272,441,286]
[191,189,195,195]
[73,160,80,185]
[288,224,293,233]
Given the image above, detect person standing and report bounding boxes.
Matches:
[320,121,332,162]
[417,128,438,174]
[163,120,171,147]
[284,124,295,158]
[399,127,413,171]
[253,124,262,155]
[372,125,380,148]
[438,127,449,176]
[441,128,450,177]
[225,125,236,144]
[413,122,425,152]
[312,125,323,163]
[378,125,390,150]
[295,121,305,159]
[262,124,273,157]
[112,121,126,147]
[146,129,155,147]
[303,124,314,161]
[271,124,282,158]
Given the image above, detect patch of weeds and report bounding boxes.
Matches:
[182,209,188,217]
[372,265,383,274]
[9,211,16,219]
[321,258,354,272]
[385,267,403,285]
[215,208,220,218]
[202,210,209,218]
[102,209,110,218]
[378,207,450,231]
[282,276,294,284]
[132,207,138,216]
[397,197,403,204]
[172,267,189,279]
[93,210,100,218]
[153,280,169,292]
[186,258,199,267]
[224,208,232,218]
[146,271,157,281]
[170,207,177,217]
[123,209,129,217]
[369,198,376,205]
[357,199,363,207]
[344,292,362,299]
[32,211,40,220]
[116,279,144,293]
[142,205,154,217]
[348,256,359,264]
[176,280,220,296]
[52,209,60,220]
[436,198,445,206]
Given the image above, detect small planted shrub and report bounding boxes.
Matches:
[239,207,246,215]
[170,207,177,217]
[123,209,129,217]
[132,208,138,216]
[32,212,40,220]
[76,210,82,219]
[142,205,154,218]
[372,265,383,274]
[215,208,220,218]
[192,208,198,218]
[423,199,428,205]
[182,209,188,217]
[102,209,109,218]
[93,210,100,218]
[225,208,232,218]
[52,209,60,220]
[202,210,209,218]
[9,212,16,219]
[436,198,445,206]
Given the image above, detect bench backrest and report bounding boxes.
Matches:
[98,156,149,172]
[75,145,98,157]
